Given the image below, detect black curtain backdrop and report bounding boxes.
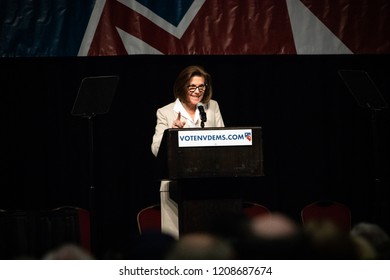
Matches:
[1,55,389,258]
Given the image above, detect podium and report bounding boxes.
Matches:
[157,127,264,236]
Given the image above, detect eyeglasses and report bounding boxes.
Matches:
[187,84,206,93]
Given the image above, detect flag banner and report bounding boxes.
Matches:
[1,0,390,56]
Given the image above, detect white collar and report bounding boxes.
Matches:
[173,98,200,123]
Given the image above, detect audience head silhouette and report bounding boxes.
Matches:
[164,232,235,260]
[350,222,390,259]
[42,243,94,260]
[237,213,309,259]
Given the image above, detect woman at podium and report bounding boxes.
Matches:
[150,65,225,238]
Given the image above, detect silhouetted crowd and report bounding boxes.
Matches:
[39,212,390,260]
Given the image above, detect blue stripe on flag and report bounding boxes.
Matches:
[135,0,194,26]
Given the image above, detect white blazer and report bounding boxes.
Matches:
[151,99,225,157]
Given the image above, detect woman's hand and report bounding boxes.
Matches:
[172,112,186,128]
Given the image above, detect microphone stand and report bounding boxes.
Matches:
[199,109,207,128]
[197,103,207,128]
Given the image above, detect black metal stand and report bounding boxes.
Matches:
[71,75,119,256]
[87,114,96,255]
[369,108,388,226]
[338,70,388,225]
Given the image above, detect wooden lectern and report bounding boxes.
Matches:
[157,127,264,236]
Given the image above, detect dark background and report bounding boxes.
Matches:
[1,54,389,258]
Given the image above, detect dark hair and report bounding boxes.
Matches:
[173,65,213,103]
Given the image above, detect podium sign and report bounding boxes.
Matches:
[178,128,254,147]
[157,127,264,179]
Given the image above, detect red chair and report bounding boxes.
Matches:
[301,200,351,233]
[49,206,91,252]
[242,202,271,219]
[137,204,161,234]
[137,202,271,235]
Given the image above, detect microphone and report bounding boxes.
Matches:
[197,102,207,123]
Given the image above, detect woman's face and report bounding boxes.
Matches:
[186,75,205,106]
